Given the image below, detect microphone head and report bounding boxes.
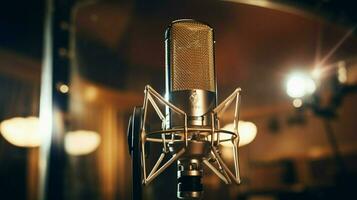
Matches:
[166,19,216,93]
[165,20,217,127]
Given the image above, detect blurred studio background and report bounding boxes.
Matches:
[0,0,357,199]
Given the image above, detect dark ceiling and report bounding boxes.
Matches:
[1,0,357,110]
[0,0,44,58]
[1,0,356,59]
[74,0,357,109]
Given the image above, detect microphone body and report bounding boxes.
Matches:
[165,19,216,199]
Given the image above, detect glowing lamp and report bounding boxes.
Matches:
[0,116,41,147]
[286,72,316,98]
[219,120,257,147]
[65,130,100,156]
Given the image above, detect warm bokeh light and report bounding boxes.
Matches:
[65,130,101,156]
[338,62,347,83]
[0,116,41,147]
[84,86,98,101]
[292,98,303,108]
[219,120,257,147]
[286,72,316,98]
[58,83,69,94]
[311,67,322,79]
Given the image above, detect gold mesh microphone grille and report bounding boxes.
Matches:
[168,20,215,92]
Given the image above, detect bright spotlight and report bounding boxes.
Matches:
[286,72,316,98]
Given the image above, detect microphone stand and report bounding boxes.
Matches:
[321,118,346,178]
[302,80,357,197]
[128,107,144,200]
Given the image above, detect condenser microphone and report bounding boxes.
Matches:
[165,19,216,199]
[128,19,242,200]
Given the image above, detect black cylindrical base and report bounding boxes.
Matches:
[177,176,203,200]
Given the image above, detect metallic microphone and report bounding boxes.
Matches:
[128,19,242,200]
[166,19,217,199]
